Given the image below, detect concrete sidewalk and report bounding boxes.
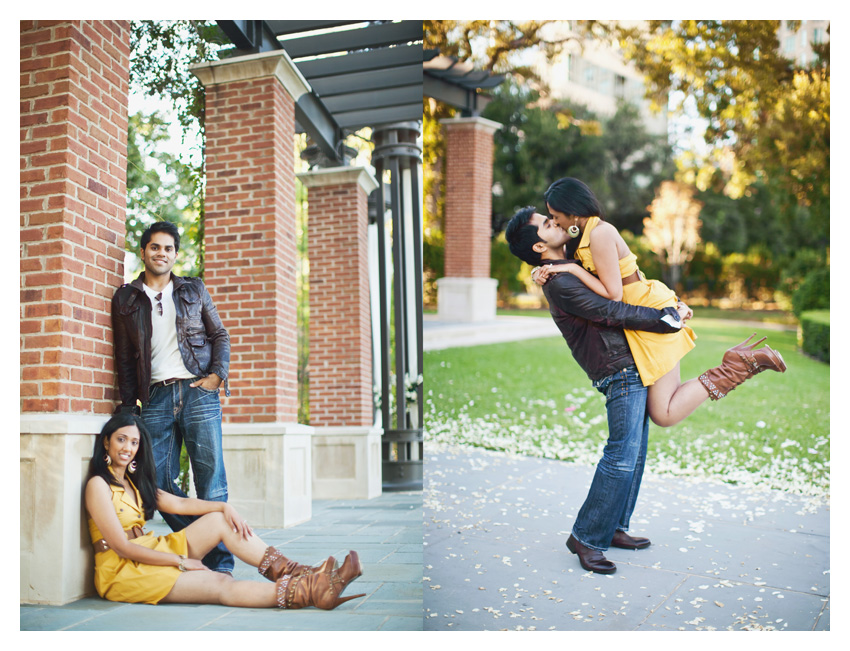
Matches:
[423,445,829,631]
[21,492,422,631]
[424,314,560,351]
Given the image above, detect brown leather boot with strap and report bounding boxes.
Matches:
[258,546,330,581]
[276,551,365,610]
[699,333,787,400]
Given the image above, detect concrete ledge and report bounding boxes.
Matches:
[223,421,312,528]
[190,49,311,100]
[20,430,97,605]
[436,277,498,323]
[297,166,379,194]
[311,426,383,500]
[440,115,503,134]
[20,413,109,434]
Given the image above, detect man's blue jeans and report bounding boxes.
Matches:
[142,378,233,573]
[572,365,649,551]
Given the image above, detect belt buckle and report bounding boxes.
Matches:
[162,378,179,387]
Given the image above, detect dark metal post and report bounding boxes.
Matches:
[371,122,423,491]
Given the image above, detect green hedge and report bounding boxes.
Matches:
[792,267,829,317]
[799,310,829,363]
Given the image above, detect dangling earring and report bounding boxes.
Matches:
[104,453,112,466]
[567,220,580,238]
[128,460,137,474]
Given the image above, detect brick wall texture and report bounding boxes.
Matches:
[306,182,373,427]
[20,20,130,415]
[202,77,299,423]
[443,121,495,278]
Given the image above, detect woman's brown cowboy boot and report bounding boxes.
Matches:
[699,333,787,400]
[258,546,333,581]
[276,551,365,610]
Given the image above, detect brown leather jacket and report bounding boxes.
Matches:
[542,260,682,381]
[111,272,230,413]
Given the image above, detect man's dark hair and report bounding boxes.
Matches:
[505,206,544,266]
[140,221,180,252]
[544,177,605,219]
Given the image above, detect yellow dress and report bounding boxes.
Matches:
[87,475,188,604]
[575,217,696,386]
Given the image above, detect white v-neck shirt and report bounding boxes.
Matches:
[142,281,194,383]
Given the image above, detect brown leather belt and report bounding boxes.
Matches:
[150,377,188,390]
[93,526,145,553]
[622,270,642,286]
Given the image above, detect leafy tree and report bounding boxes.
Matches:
[615,20,829,249]
[126,111,202,277]
[424,20,576,80]
[600,101,675,234]
[642,181,703,291]
[129,20,227,275]
[423,20,588,240]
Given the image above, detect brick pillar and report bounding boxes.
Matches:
[297,167,381,500]
[299,167,377,427]
[192,52,312,526]
[20,19,130,604]
[437,116,502,322]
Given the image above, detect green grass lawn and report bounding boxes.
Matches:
[424,317,829,498]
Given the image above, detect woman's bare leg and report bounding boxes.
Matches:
[647,362,709,427]
[181,512,268,567]
[160,570,278,607]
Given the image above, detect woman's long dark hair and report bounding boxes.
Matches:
[544,177,605,219]
[88,413,158,521]
[544,177,605,259]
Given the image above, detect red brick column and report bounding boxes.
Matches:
[20,20,130,415]
[193,54,303,424]
[297,167,378,427]
[437,116,501,322]
[442,117,500,278]
[20,19,130,605]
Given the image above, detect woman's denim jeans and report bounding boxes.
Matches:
[572,365,649,551]
[142,378,233,573]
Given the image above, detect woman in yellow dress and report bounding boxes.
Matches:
[85,413,364,609]
[534,177,786,426]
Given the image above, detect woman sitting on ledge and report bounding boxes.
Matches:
[85,413,364,609]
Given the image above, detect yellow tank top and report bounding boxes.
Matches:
[574,216,639,279]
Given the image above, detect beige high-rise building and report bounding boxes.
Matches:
[776,20,829,66]
[532,21,668,137]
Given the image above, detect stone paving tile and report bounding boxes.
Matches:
[424,446,829,632]
[20,600,128,631]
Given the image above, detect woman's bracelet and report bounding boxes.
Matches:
[177,554,187,572]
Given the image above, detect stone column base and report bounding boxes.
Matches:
[311,426,383,499]
[20,414,109,604]
[436,277,498,323]
[222,423,312,528]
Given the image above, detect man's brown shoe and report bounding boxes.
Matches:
[610,530,651,550]
[566,535,616,574]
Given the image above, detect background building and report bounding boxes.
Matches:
[532,21,668,137]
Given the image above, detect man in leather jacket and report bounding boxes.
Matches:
[111,221,234,574]
[506,207,685,575]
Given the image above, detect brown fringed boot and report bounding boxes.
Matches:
[276,551,365,610]
[258,546,331,582]
[699,333,787,400]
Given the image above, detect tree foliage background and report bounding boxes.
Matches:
[424,20,829,308]
[128,20,227,275]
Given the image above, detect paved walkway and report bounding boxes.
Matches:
[424,314,560,351]
[423,445,829,631]
[21,492,422,631]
